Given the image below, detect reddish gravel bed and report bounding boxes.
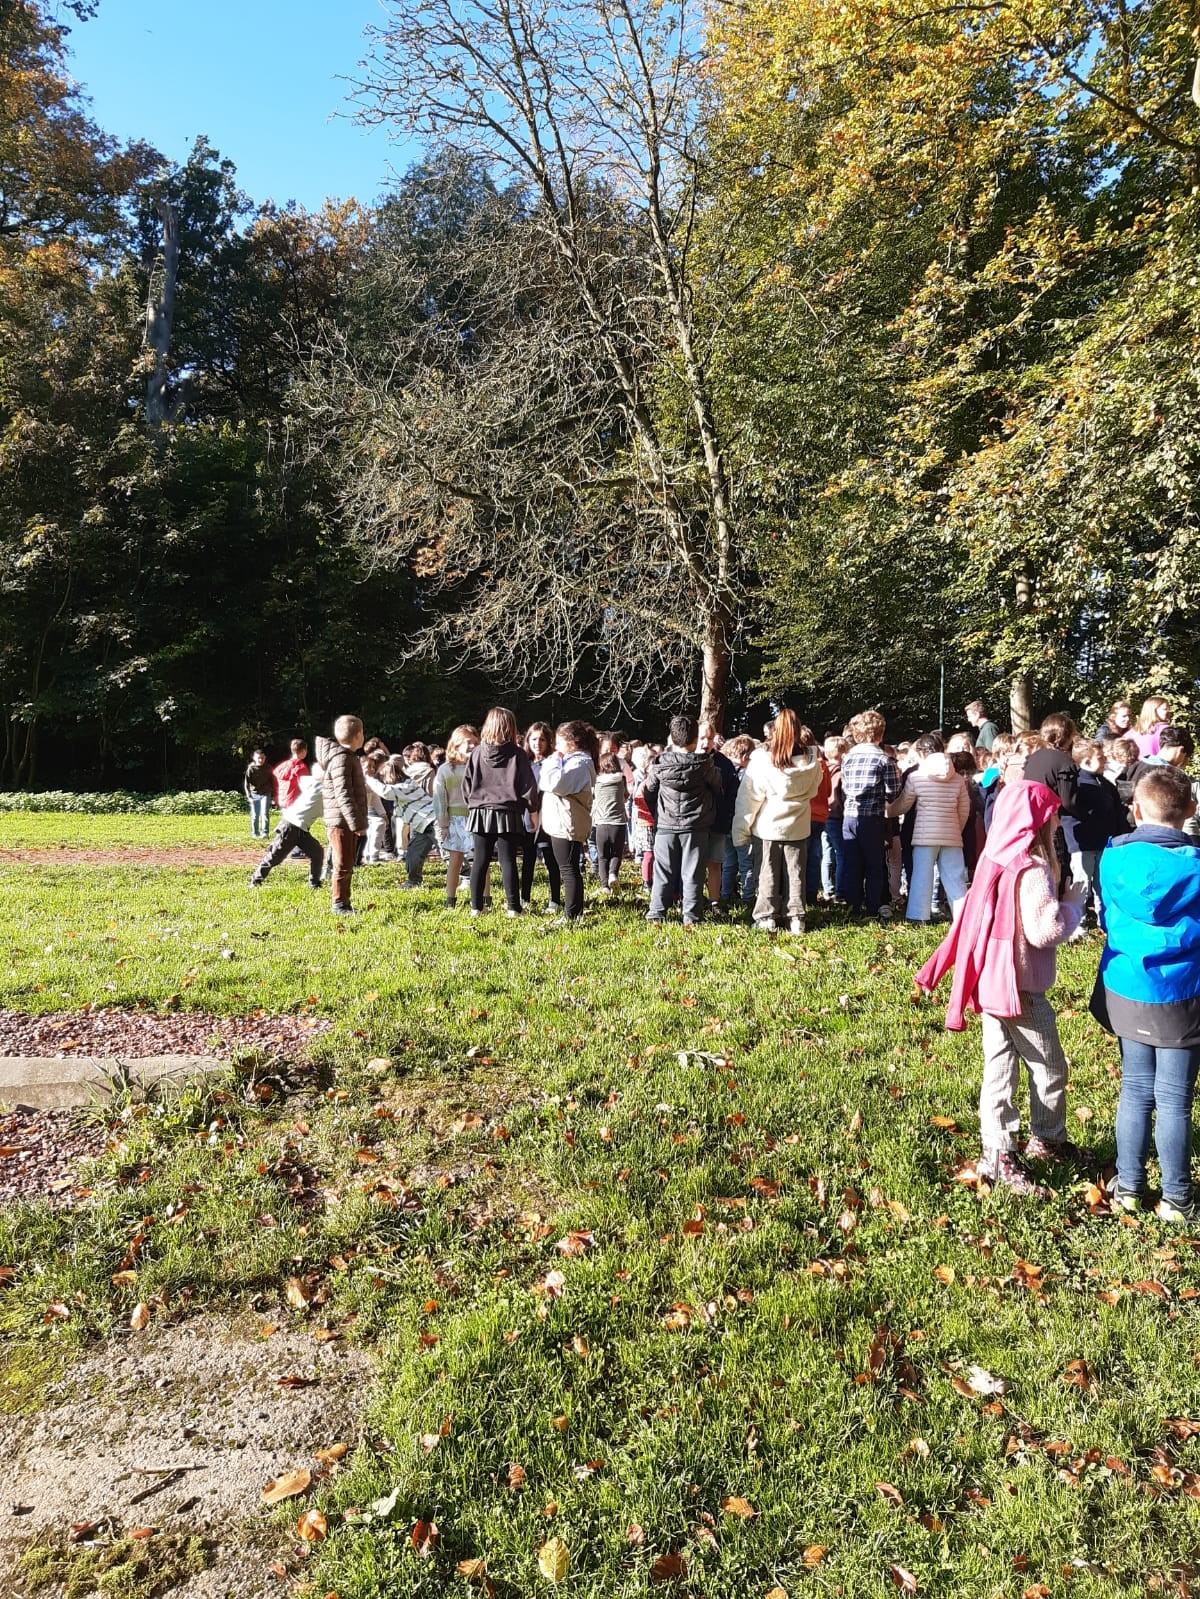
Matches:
[0,1006,332,1058]
[0,1107,108,1205]
[2,845,266,866]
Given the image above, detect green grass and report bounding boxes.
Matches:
[2,816,1199,1596]
[0,813,255,849]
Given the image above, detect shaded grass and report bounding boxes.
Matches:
[1,824,1199,1595]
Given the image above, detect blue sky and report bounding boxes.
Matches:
[62,0,420,210]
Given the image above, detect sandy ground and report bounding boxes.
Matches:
[2,1313,372,1597]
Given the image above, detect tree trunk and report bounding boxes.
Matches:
[1009,674,1033,733]
[145,200,179,427]
[700,607,732,732]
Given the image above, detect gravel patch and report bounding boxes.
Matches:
[0,1109,108,1208]
[0,1008,332,1059]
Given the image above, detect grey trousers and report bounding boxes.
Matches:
[980,992,1068,1150]
[648,830,706,923]
[754,838,806,926]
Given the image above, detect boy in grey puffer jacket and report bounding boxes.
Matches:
[643,714,722,926]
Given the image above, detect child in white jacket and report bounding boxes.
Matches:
[731,710,822,934]
[887,734,971,923]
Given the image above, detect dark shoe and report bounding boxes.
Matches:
[1156,1193,1200,1224]
[332,902,356,917]
[250,877,264,888]
[308,879,322,891]
[1108,1177,1145,1214]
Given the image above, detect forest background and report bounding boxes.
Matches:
[2,0,1198,790]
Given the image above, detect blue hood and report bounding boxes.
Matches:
[1096,831,1200,1036]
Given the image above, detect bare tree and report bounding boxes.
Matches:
[345,0,740,724]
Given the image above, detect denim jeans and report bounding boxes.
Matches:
[1116,1038,1200,1204]
[249,794,270,837]
[907,844,968,922]
[822,817,844,898]
[806,823,825,902]
[721,838,755,906]
[838,814,886,913]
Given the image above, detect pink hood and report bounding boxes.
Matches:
[916,781,1061,1030]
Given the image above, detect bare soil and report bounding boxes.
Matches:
[2,1313,373,1597]
[0,1008,332,1059]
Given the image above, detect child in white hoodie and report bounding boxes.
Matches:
[731,709,822,934]
[887,733,971,923]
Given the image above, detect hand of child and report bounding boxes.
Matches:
[1062,879,1088,907]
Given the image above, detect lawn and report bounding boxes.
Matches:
[1,818,1199,1598]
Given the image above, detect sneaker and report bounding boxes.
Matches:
[469,908,482,918]
[1108,1177,1145,1213]
[1024,1135,1092,1169]
[308,880,322,891]
[645,915,664,926]
[249,877,263,888]
[543,902,562,916]
[505,907,522,918]
[753,919,776,933]
[979,1148,1050,1198]
[877,906,894,924]
[1156,1193,1200,1224]
[332,902,356,917]
[398,880,421,891]
[788,916,806,936]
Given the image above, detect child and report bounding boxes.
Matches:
[1107,735,1141,813]
[522,722,561,912]
[951,749,985,880]
[361,752,394,863]
[1092,766,1200,1221]
[316,715,367,916]
[392,744,439,887]
[461,707,540,916]
[244,749,273,838]
[917,780,1088,1194]
[251,763,325,890]
[1132,696,1172,759]
[730,709,822,935]
[1068,738,1129,923]
[432,725,478,908]
[642,713,722,927]
[822,734,849,903]
[539,721,599,921]
[887,733,971,923]
[272,739,309,812]
[593,752,630,893]
[698,723,741,913]
[629,744,656,893]
[838,710,900,921]
[720,735,757,909]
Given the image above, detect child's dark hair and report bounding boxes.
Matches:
[404,741,431,765]
[1159,726,1195,759]
[670,713,698,747]
[383,755,405,784]
[558,720,600,766]
[1039,712,1077,751]
[1135,765,1194,826]
[599,751,621,774]
[290,738,306,756]
[950,751,976,776]
[912,733,944,758]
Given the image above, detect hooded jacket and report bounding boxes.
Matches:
[316,736,367,833]
[592,769,629,829]
[272,755,309,810]
[461,740,539,818]
[279,769,324,832]
[916,781,1066,1031]
[539,749,597,841]
[731,746,823,846]
[887,753,971,848]
[1090,825,1200,1047]
[642,748,722,834]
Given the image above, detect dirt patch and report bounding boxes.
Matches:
[2,1313,373,1597]
[0,1008,332,1059]
[4,847,270,867]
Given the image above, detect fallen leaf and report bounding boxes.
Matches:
[111,1270,137,1288]
[277,1375,317,1390]
[627,1523,646,1545]
[651,1552,687,1582]
[766,1589,788,1599]
[259,1322,279,1338]
[538,1536,570,1582]
[803,1546,828,1567]
[721,1495,755,1518]
[314,1443,348,1464]
[876,1481,904,1508]
[571,1334,589,1357]
[129,1527,156,1540]
[933,1265,955,1286]
[550,1415,569,1432]
[555,1231,595,1257]
[286,1277,311,1309]
[457,1557,488,1582]
[262,1469,312,1505]
[929,1115,957,1130]
[43,1302,70,1323]
[296,1509,327,1542]
[963,1365,1012,1396]
[1061,1359,1097,1392]
[130,1302,151,1331]
[508,1462,527,1489]
[889,1565,918,1593]
[411,1518,439,1557]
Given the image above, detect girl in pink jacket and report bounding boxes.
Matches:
[917,781,1088,1194]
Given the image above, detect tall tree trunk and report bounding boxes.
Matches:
[1010,568,1034,732]
[145,200,179,427]
[700,605,732,732]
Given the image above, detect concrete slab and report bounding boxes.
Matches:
[0,1054,230,1110]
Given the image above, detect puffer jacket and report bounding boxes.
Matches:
[642,749,722,833]
[592,769,629,828]
[887,753,971,848]
[731,746,822,845]
[316,736,367,833]
[1091,825,1200,1047]
[539,750,596,841]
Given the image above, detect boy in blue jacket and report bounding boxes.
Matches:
[1091,764,1200,1221]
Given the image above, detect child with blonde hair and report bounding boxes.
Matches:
[432,725,478,908]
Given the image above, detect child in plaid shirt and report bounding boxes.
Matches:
[837,709,900,920]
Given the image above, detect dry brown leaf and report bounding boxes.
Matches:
[129,1527,156,1540]
[262,1469,312,1505]
[571,1334,589,1357]
[766,1589,788,1599]
[508,1462,527,1489]
[259,1322,279,1339]
[314,1443,348,1464]
[876,1481,904,1508]
[457,1557,487,1582]
[627,1523,646,1545]
[933,1265,955,1286]
[550,1414,569,1432]
[296,1509,327,1542]
[721,1495,755,1518]
[285,1277,311,1309]
[889,1564,918,1593]
[129,1302,151,1331]
[650,1552,687,1582]
[928,1115,957,1130]
[111,1269,137,1288]
[411,1518,439,1557]
[803,1545,828,1567]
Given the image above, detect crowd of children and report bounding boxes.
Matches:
[243,694,1200,1219]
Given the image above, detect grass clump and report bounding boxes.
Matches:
[19,1532,212,1597]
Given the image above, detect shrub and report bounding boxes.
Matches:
[0,790,245,815]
